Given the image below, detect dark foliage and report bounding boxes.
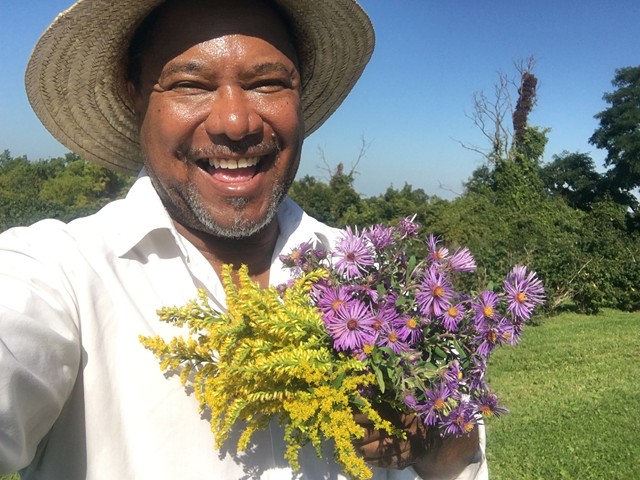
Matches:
[590,66,640,196]
[0,150,134,232]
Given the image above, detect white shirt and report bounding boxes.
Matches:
[0,175,487,479]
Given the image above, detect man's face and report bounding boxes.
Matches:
[129,0,303,238]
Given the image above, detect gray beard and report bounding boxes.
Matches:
[185,181,286,239]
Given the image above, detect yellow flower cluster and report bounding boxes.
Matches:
[140,264,399,480]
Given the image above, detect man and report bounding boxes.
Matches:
[0,0,487,478]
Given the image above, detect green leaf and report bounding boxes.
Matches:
[332,371,346,389]
[372,365,386,393]
[407,255,417,275]
[433,346,447,360]
[378,346,396,357]
[350,396,367,409]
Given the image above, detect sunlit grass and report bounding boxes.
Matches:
[485,310,640,479]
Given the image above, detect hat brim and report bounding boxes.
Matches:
[25,0,374,175]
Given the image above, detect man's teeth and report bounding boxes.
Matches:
[207,157,259,169]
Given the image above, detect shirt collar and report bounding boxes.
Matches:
[113,172,183,258]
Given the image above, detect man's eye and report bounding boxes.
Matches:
[171,82,208,92]
[251,79,290,93]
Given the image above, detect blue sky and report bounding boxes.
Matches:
[1,0,639,198]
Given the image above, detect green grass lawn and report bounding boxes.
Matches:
[485,309,640,479]
[3,310,637,479]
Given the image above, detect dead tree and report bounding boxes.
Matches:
[512,57,538,147]
[459,56,538,164]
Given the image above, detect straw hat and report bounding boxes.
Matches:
[25,0,375,175]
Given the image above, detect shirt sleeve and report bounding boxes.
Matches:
[0,226,81,474]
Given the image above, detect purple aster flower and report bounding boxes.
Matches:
[381,292,406,312]
[475,317,514,357]
[377,321,411,354]
[402,391,421,412]
[471,290,500,329]
[275,278,295,296]
[416,266,453,317]
[420,383,453,426]
[313,284,351,316]
[345,283,378,303]
[427,234,449,264]
[447,247,477,273]
[442,402,476,437]
[397,215,420,239]
[325,299,376,352]
[312,243,329,261]
[468,356,488,392]
[370,302,398,333]
[503,265,545,321]
[439,360,463,391]
[353,335,378,361]
[332,226,375,279]
[392,314,423,345]
[279,241,314,268]
[441,303,465,331]
[476,391,509,418]
[364,224,395,250]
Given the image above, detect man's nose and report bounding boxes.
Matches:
[204,86,264,141]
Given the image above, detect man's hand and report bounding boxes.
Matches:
[353,408,482,479]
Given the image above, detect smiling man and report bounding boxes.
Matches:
[128,0,306,289]
[0,0,487,479]
[130,0,303,245]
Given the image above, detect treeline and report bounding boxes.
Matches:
[0,151,134,229]
[2,65,639,314]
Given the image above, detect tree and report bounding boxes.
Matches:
[288,174,336,225]
[460,72,513,165]
[0,151,134,232]
[456,61,638,312]
[462,58,547,203]
[0,152,52,229]
[38,153,132,210]
[289,139,372,228]
[541,151,638,212]
[590,66,640,193]
[541,152,603,211]
[357,183,437,230]
[459,56,538,166]
[288,164,362,228]
[512,61,538,148]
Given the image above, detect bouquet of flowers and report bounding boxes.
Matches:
[140,216,544,480]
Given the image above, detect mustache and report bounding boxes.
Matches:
[180,138,281,163]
